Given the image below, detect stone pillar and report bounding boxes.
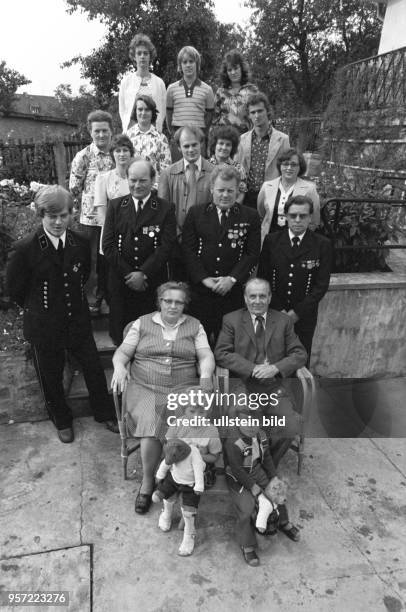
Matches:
[52,140,68,187]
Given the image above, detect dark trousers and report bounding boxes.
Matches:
[108,272,157,345]
[189,284,244,345]
[31,334,115,430]
[243,190,259,210]
[294,318,317,362]
[158,471,200,508]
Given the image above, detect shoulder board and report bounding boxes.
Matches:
[66,232,76,247]
[38,234,48,251]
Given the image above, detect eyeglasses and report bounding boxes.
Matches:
[160,298,185,306]
[287,213,310,220]
[281,161,299,168]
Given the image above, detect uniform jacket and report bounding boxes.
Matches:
[6,228,92,349]
[235,128,290,184]
[157,158,214,234]
[214,308,307,381]
[102,192,176,286]
[257,177,320,242]
[182,202,261,285]
[258,228,332,321]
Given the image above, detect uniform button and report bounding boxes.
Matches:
[216,257,220,261]
[290,264,294,268]
[218,243,222,247]
[134,237,138,241]
[289,273,293,277]
[215,271,219,274]
[134,247,138,251]
[288,283,292,286]
[64,283,68,287]
[67,302,71,306]
[65,293,70,297]
[63,273,68,277]
[287,291,291,295]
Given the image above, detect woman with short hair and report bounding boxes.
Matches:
[257,148,320,243]
[111,281,215,514]
[119,33,166,133]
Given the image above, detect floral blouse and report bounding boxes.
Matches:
[126,124,172,182]
[212,83,258,134]
[208,156,248,195]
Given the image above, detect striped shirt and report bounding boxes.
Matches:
[166,78,215,128]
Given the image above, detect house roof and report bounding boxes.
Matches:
[5,93,77,126]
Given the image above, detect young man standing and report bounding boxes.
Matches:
[236,92,290,209]
[69,110,114,313]
[6,186,118,443]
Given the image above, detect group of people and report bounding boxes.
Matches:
[6,34,334,567]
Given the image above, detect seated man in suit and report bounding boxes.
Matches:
[214,277,307,466]
[235,92,290,209]
[258,195,332,358]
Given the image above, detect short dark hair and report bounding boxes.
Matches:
[131,94,158,125]
[284,195,314,215]
[110,134,135,158]
[36,185,74,217]
[246,92,272,117]
[210,164,240,187]
[128,33,157,62]
[128,158,156,181]
[277,148,307,177]
[156,281,191,308]
[209,125,240,157]
[87,110,113,131]
[174,125,205,146]
[219,49,250,88]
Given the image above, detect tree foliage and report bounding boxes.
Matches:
[0,61,31,114]
[245,0,381,116]
[64,0,243,101]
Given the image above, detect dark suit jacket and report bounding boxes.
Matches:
[214,308,307,381]
[102,191,176,285]
[258,228,332,322]
[182,202,261,285]
[6,227,92,349]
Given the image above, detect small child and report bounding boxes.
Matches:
[224,408,299,566]
[152,438,205,556]
[166,396,222,487]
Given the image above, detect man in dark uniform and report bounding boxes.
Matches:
[6,186,118,443]
[182,165,261,343]
[103,159,176,345]
[258,195,332,357]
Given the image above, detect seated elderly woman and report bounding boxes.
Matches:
[111,281,215,515]
[208,125,247,203]
[126,94,172,184]
[257,148,320,243]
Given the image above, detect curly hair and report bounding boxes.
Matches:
[110,134,135,158]
[219,49,250,88]
[130,94,158,125]
[128,33,157,62]
[209,125,240,157]
[87,110,113,131]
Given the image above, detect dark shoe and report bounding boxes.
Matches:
[279,522,300,542]
[57,427,74,444]
[135,492,152,514]
[104,419,119,433]
[242,547,260,567]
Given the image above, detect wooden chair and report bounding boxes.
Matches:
[214,366,315,475]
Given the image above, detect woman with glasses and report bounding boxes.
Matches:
[111,281,215,515]
[257,148,320,244]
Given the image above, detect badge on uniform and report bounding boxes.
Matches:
[72,262,81,273]
[143,227,148,235]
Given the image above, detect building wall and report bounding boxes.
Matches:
[0,117,75,141]
[379,0,406,54]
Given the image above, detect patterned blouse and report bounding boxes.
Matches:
[93,169,130,223]
[212,83,258,134]
[69,142,114,226]
[126,124,172,181]
[208,156,248,195]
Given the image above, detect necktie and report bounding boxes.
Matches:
[220,210,227,229]
[255,315,266,364]
[57,238,64,263]
[292,236,300,248]
[135,199,143,217]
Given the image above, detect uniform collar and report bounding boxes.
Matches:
[288,229,307,244]
[43,227,66,249]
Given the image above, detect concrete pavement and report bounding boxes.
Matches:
[1,415,406,612]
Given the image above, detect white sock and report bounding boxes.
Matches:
[178,510,196,556]
[256,494,274,533]
[158,499,174,532]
